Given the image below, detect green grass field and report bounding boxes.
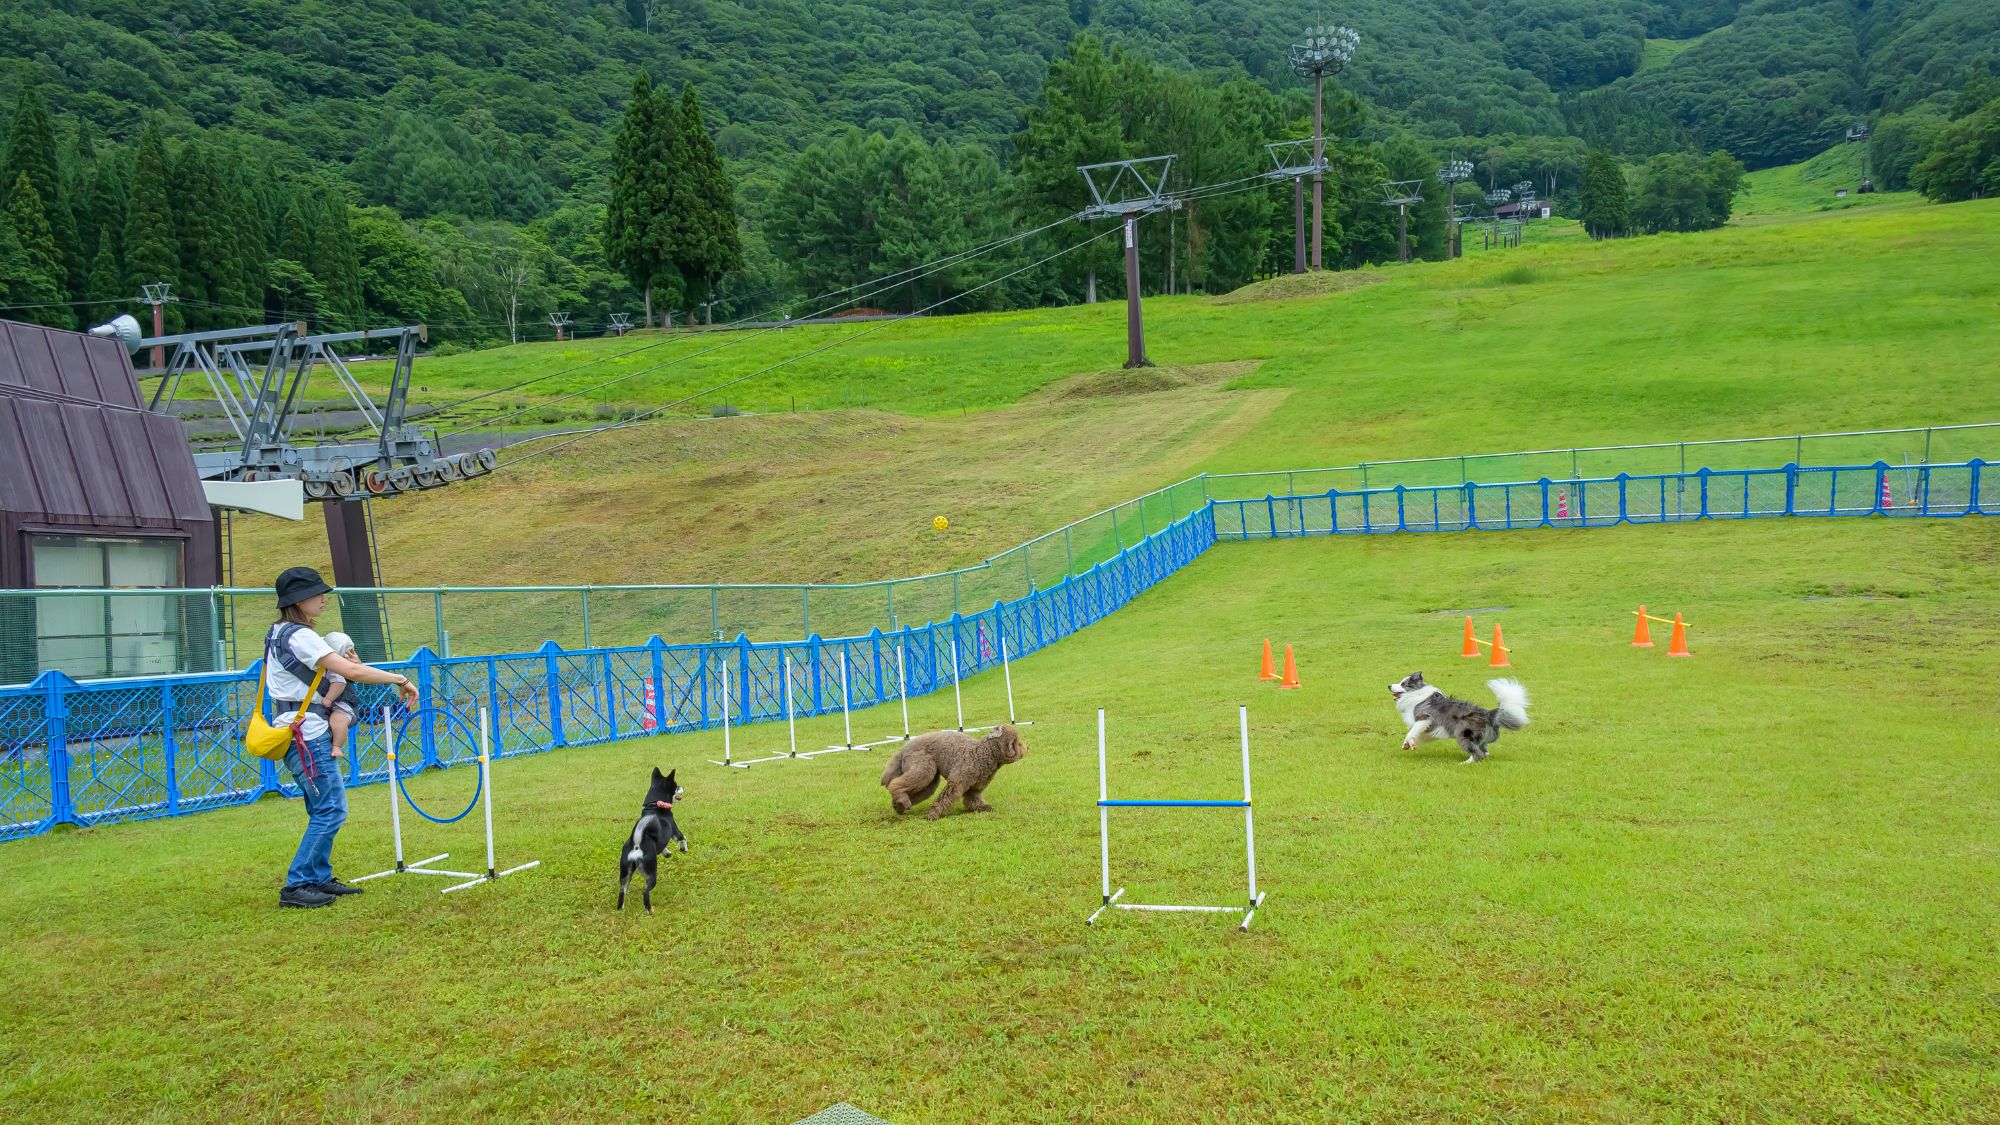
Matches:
[11,180,2000,1122]
[5,516,1998,1122]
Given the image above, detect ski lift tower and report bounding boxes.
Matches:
[1847,122,1874,192]
[1078,155,1176,369]
[1378,180,1424,264]
[1266,138,1329,274]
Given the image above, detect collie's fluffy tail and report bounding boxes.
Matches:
[1487,678,1530,730]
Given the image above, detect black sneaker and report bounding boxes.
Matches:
[316,878,364,897]
[279,884,337,909]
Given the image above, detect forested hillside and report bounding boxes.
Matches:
[1,0,1995,345]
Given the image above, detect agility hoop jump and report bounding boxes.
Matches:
[1087,706,1266,932]
[353,706,540,894]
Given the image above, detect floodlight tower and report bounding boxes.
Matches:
[1378,180,1423,264]
[1265,138,1328,274]
[1485,189,1511,250]
[1289,23,1361,270]
[1437,159,1474,258]
[1078,156,1176,368]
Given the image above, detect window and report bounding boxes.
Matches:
[31,535,185,680]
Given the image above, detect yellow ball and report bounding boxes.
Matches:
[932,515,949,531]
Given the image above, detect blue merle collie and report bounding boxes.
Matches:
[618,767,688,913]
[1388,673,1530,764]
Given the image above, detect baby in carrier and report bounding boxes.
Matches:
[322,631,360,759]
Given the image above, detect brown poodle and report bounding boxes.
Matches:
[879,725,1027,819]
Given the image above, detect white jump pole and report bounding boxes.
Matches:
[1002,634,1018,723]
[1086,708,1120,925]
[1239,704,1263,932]
[707,660,747,768]
[951,635,965,731]
[442,707,540,893]
[896,644,911,740]
[841,651,853,747]
[385,705,406,869]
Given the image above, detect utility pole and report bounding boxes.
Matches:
[140,282,175,371]
[1378,181,1423,264]
[1078,156,1176,370]
[547,311,572,342]
[1289,24,1361,271]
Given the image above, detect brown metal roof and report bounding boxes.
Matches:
[0,319,210,528]
[0,318,142,408]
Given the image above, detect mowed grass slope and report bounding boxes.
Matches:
[235,198,2000,602]
[5,516,1998,1122]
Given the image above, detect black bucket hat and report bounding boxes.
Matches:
[275,566,332,608]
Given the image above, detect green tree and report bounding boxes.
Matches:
[123,124,180,330]
[4,172,72,328]
[1912,97,2000,202]
[84,158,127,303]
[2,85,80,302]
[1580,148,1629,239]
[311,188,366,329]
[1012,35,1128,303]
[605,74,678,326]
[673,85,743,322]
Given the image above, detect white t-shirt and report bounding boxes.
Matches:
[264,624,334,742]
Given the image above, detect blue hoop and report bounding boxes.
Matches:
[391,706,484,825]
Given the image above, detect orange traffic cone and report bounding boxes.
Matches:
[1632,605,1654,647]
[1488,624,1510,668]
[1667,613,1692,657]
[1461,616,1481,657]
[1259,638,1279,681]
[1279,644,1301,689]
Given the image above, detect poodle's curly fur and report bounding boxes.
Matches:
[879,725,1027,819]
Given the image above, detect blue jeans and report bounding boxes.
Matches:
[283,732,347,889]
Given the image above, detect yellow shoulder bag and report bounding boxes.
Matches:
[245,633,326,761]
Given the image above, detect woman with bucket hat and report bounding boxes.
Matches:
[267,566,420,909]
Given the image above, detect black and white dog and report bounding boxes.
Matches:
[1388,673,1530,764]
[618,767,688,913]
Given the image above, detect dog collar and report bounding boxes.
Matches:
[652,800,673,810]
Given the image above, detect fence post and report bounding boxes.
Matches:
[1064,526,1074,575]
[209,589,225,672]
[808,633,824,714]
[1873,461,1890,515]
[698,642,712,727]
[1784,463,1798,515]
[1698,468,1711,519]
[487,655,503,752]
[1615,474,1628,524]
[1538,478,1553,528]
[1329,489,1341,533]
[869,628,886,703]
[1970,459,1985,514]
[1395,485,1408,532]
[1920,463,1932,516]
[42,672,75,827]
[411,647,439,764]
[952,571,960,616]
[646,637,667,731]
[1465,482,1477,529]
[433,590,445,656]
[161,678,181,814]
[1110,506,1121,549]
[737,634,753,724]
[1361,490,1372,532]
[581,587,592,648]
[1265,494,1276,538]
[885,582,896,632]
[539,641,566,749]
[602,650,618,740]
[802,587,810,637]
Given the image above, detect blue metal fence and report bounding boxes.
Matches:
[1210,461,1988,537]
[3,457,1989,844]
[0,503,1219,842]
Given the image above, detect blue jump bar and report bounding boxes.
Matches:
[1098,799,1249,808]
